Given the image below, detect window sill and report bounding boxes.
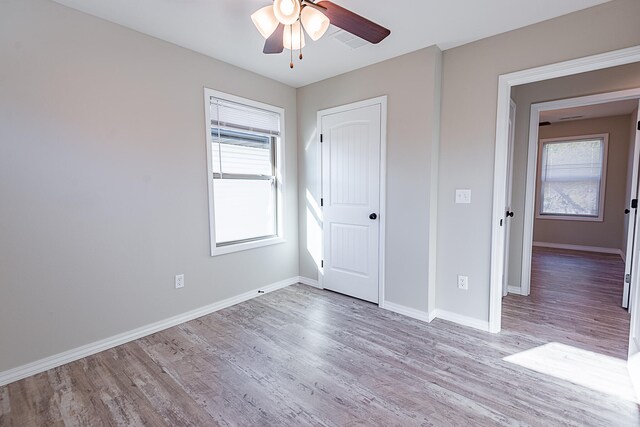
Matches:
[210,236,286,256]
[535,214,603,222]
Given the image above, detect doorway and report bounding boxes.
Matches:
[519,94,640,309]
[488,45,640,334]
[318,96,387,304]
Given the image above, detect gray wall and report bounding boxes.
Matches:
[437,0,640,321]
[533,115,632,249]
[508,63,640,288]
[297,47,442,314]
[0,0,298,372]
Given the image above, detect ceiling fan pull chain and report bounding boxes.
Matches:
[299,18,303,60]
[290,24,294,69]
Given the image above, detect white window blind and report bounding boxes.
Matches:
[209,97,281,246]
[210,98,280,137]
[539,136,607,219]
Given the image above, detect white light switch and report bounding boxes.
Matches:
[455,189,471,204]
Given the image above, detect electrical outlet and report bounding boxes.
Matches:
[457,275,469,290]
[175,274,185,289]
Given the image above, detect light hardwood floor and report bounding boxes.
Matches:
[503,247,630,359]
[1,248,638,426]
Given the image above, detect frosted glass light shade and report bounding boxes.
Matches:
[300,6,330,41]
[273,0,300,26]
[251,6,279,39]
[283,21,305,50]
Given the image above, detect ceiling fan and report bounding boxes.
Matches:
[251,0,391,68]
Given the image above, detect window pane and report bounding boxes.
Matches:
[540,138,604,217]
[211,130,273,176]
[542,180,600,216]
[213,179,276,244]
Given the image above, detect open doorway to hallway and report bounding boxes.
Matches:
[503,83,640,360]
[489,46,640,408]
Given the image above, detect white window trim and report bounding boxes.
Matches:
[203,88,286,256]
[535,133,609,222]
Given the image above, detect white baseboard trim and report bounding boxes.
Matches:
[508,285,527,296]
[0,277,298,387]
[383,301,435,323]
[533,241,624,259]
[296,276,322,289]
[432,309,490,332]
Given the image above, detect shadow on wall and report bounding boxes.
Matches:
[306,188,322,270]
[305,129,323,270]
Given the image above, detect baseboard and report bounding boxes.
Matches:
[533,241,624,258]
[0,277,298,387]
[383,301,435,323]
[296,276,322,289]
[432,309,490,332]
[508,285,527,296]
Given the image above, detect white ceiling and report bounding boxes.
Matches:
[540,99,639,124]
[51,0,612,88]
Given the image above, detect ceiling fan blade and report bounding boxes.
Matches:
[315,1,390,44]
[263,23,285,54]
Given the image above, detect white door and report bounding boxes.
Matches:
[321,102,382,303]
[503,100,517,297]
[623,101,640,309]
[628,112,640,385]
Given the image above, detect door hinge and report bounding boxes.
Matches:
[321,260,324,268]
[626,273,631,284]
[320,198,323,207]
[500,219,503,227]
[320,134,323,143]
[637,121,639,131]
[633,199,638,209]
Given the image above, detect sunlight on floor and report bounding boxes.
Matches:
[504,342,638,403]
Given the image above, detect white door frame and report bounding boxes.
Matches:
[489,45,640,333]
[520,89,640,298]
[503,99,517,297]
[317,96,388,306]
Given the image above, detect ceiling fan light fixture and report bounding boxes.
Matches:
[273,0,301,26]
[283,21,305,50]
[300,6,330,41]
[251,6,280,39]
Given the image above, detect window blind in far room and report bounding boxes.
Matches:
[538,135,608,220]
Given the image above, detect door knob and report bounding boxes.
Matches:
[625,209,631,214]
[369,213,377,220]
[506,211,514,218]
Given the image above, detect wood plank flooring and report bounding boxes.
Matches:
[503,247,630,359]
[1,247,638,426]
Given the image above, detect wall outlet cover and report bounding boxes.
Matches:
[175,274,185,289]
[457,275,469,290]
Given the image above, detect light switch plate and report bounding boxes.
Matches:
[455,189,471,204]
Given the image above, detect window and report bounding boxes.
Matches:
[204,89,285,255]
[537,134,608,221]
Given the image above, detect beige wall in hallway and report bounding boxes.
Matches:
[507,63,640,289]
[533,115,632,249]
